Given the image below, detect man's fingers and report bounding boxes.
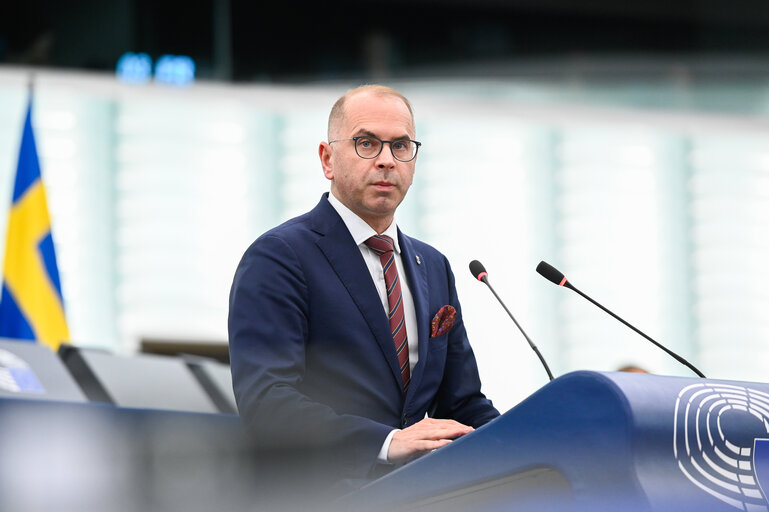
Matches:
[389,438,452,463]
[415,426,471,440]
[404,419,474,439]
[387,418,476,463]
[418,438,452,451]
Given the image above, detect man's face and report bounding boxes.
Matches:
[320,92,416,232]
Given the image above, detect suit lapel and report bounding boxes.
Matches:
[398,230,429,402]
[311,197,405,395]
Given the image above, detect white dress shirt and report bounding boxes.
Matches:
[327,192,419,463]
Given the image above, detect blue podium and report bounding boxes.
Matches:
[343,371,769,512]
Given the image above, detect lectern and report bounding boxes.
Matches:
[342,371,769,512]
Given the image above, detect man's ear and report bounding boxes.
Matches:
[319,142,334,181]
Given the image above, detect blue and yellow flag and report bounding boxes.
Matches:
[0,99,69,350]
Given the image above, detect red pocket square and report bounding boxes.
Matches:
[431,305,456,338]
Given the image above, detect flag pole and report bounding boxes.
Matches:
[27,72,35,96]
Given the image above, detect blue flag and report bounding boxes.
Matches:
[0,98,69,350]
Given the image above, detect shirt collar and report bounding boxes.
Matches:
[328,192,401,253]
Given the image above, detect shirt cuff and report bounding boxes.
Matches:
[377,429,400,463]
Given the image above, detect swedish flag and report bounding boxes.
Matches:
[0,99,69,350]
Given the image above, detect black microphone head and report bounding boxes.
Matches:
[469,260,488,282]
[536,261,567,286]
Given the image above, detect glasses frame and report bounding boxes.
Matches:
[328,135,422,162]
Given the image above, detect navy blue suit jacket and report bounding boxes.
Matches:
[228,194,499,478]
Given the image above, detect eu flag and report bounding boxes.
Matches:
[0,99,69,350]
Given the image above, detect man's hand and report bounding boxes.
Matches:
[387,418,474,464]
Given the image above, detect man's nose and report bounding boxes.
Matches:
[375,143,396,168]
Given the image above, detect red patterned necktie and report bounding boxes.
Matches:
[365,235,410,392]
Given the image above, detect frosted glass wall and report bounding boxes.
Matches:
[2,69,769,410]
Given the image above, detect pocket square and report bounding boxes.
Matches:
[431,305,457,338]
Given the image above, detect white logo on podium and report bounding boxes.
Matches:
[674,383,769,510]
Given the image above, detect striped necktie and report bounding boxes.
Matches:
[365,235,410,392]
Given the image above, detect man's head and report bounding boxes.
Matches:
[319,85,417,233]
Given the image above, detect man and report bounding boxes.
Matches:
[228,85,499,483]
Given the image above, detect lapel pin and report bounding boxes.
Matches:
[416,255,421,265]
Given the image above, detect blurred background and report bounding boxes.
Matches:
[2,0,769,411]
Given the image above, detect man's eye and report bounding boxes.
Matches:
[357,138,374,148]
[392,141,409,151]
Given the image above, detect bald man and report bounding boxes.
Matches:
[229,85,499,484]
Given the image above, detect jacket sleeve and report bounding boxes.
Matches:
[228,234,392,477]
[431,256,501,427]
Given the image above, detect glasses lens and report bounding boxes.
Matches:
[391,140,415,161]
[355,137,381,158]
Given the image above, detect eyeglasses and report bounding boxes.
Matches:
[328,135,421,162]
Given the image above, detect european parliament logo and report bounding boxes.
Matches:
[674,383,769,510]
[0,98,69,350]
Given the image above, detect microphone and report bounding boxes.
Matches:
[470,260,554,381]
[536,261,706,378]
